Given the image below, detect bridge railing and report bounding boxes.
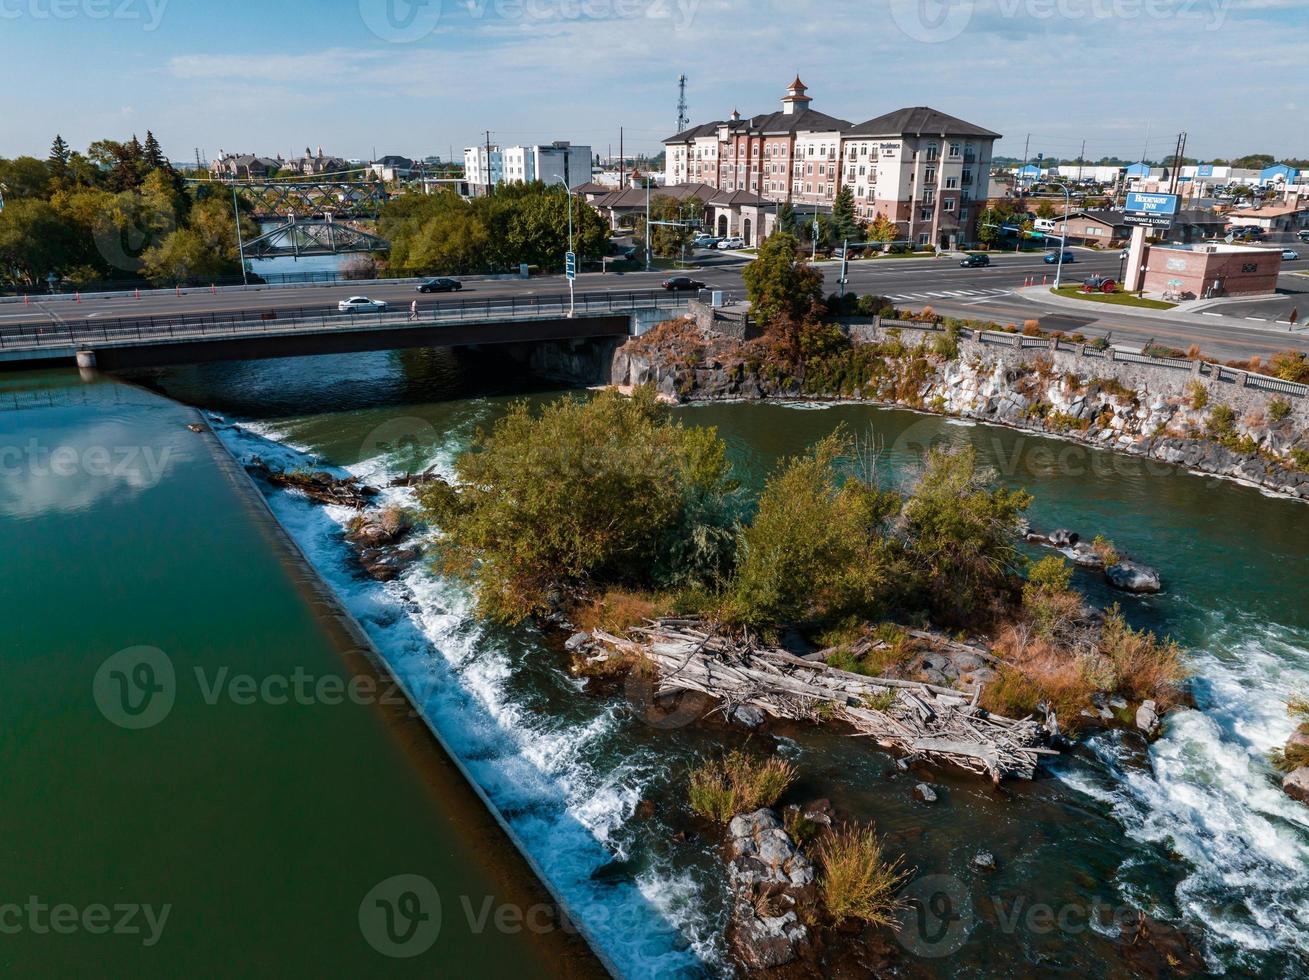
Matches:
[0,289,689,352]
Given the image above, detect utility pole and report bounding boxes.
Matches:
[1077,139,1086,184]
[1019,133,1031,192]
[484,130,493,196]
[231,186,248,286]
[619,127,624,188]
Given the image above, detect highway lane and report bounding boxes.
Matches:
[3,247,1304,362]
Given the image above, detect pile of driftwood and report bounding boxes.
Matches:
[595,619,1055,783]
[246,458,378,508]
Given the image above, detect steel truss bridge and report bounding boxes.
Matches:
[241,215,389,258]
[188,179,390,219]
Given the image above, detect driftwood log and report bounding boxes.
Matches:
[595,620,1054,783]
[246,458,378,509]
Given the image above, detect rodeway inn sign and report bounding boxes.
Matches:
[1124,192,1180,228]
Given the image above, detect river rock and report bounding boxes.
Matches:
[358,545,420,582]
[972,850,998,873]
[914,783,938,804]
[564,631,594,653]
[1136,699,1161,739]
[1048,528,1081,548]
[726,809,814,970]
[729,704,766,729]
[1283,768,1309,804]
[1068,542,1105,569]
[1106,561,1162,594]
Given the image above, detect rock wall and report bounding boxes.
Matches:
[609,319,1309,501]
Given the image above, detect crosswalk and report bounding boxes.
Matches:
[884,287,1013,304]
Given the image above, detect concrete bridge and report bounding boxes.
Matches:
[0,290,687,371]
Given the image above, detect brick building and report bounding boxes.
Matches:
[664,79,1000,249]
[1142,243,1283,300]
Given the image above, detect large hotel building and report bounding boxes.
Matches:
[663,77,999,250]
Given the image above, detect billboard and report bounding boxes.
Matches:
[1197,164,1215,178]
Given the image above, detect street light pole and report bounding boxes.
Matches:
[645,177,652,272]
[550,175,575,318]
[1051,181,1072,289]
[232,186,248,286]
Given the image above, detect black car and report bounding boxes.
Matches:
[662,276,706,291]
[960,253,991,268]
[417,277,463,293]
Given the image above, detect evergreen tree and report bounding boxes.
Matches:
[831,186,862,242]
[143,131,168,172]
[48,135,71,183]
[776,202,799,236]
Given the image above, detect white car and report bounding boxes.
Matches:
[1282,249,1300,261]
[717,236,746,250]
[337,296,388,313]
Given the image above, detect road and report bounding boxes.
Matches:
[3,248,1308,362]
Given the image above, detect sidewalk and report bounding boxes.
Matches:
[1014,285,1309,338]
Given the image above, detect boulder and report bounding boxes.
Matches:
[564,631,593,653]
[730,704,766,729]
[1068,542,1105,569]
[972,850,998,873]
[1283,768,1309,805]
[913,783,938,804]
[1048,528,1081,548]
[1106,561,1162,594]
[1136,699,1161,739]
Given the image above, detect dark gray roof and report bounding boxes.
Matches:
[591,182,719,209]
[846,106,1000,139]
[663,121,723,145]
[708,189,771,207]
[664,108,850,144]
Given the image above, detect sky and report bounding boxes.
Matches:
[1,0,1306,166]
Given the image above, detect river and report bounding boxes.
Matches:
[7,348,1309,976]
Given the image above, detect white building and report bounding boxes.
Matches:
[463,141,592,195]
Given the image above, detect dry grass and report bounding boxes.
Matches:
[570,589,670,636]
[815,824,910,927]
[1099,606,1187,712]
[687,749,798,824]
[1270,743,1309,774]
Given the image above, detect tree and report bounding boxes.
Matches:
[0,157,52,201]
[0,199,81,284]
[1035,201,1057,220]
[139,195,254,283]
[729,430,901,627]
[831,186,863,242]
[776,202,800,236]
[417,387,738,622]
[48,135,71,185]
[900,446,1032,627]
[142,131,169,173]
[635,193,702,258]
[866,212,898,246]
[741,231,823,327]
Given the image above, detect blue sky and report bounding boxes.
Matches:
[2,0,1306,164]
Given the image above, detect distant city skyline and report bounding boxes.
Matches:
[3,0,1307,165]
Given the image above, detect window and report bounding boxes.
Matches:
[962,169,973,185]
[945,176,958,189]
[943,199,956,212]
[925,142,939,161]
[922,189,935,205]
[918,232,931,245]
[924,167,936,184]
[826,184,834,197]
[960,208,969,221]
[920,208,932,221]
[949,142,961,158]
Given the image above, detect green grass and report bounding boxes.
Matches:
[687,749,797,824]
[816,825,909,926]
[1050,285,1176,310]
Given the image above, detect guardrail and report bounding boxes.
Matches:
[0,289,689,353]
[871,317,1309,399]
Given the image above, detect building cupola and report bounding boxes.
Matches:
[782,75,812,115]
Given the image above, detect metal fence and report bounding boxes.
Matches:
[0,290,688,353]
[870,317,1309,399]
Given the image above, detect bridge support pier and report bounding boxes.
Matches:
[75,350,97,369]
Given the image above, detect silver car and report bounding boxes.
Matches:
[337,296,388,313]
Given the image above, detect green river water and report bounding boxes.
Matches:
[4,347,1309,978]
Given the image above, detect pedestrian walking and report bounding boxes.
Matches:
[410,300,419,322]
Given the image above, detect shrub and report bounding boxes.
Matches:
[728,430,902,627]
[816,825,909,926]
[1098,605,1187,711]
[1269,742,1309,774]
[1027,555,1073,593]
[418,387,739,622]
[1206,404,1237,442]
[1269,398,1292,423]
[1268,349,1309,384]
[900,446,1033,627]
[1185,380,1209,411]
[687,749,798,824]
[1091,535,1119,565]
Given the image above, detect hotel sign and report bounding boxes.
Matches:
[1124,192,1180,228]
